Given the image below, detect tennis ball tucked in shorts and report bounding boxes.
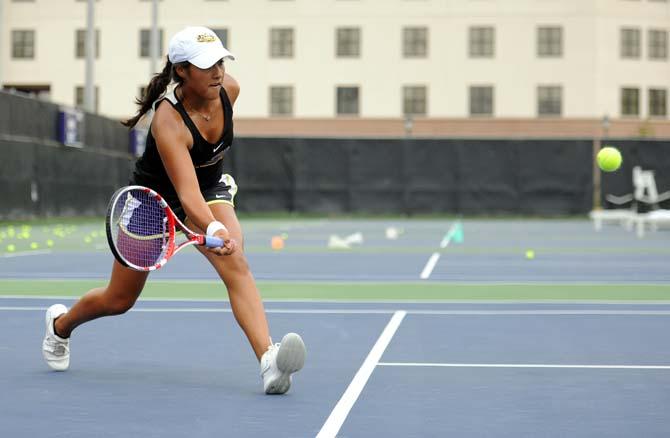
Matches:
[597,147,622,172]
[170,174,238,221]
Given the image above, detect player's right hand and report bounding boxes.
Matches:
[209,228,237,256]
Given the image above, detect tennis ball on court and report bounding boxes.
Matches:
[271,235,285,250]
[385,227,399,240]
[525,249,535,260]
[7,244,16,252]
[30,242,38,250]
[597,147,622,172]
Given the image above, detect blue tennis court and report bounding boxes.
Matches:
[2,298,670,437]
[1,218,669,437]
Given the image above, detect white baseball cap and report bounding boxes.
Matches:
[168,26,235,69]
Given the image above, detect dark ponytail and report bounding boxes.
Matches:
[123,58,187,128]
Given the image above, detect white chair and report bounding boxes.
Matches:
[635,209,670,238]
[590,166,670,235]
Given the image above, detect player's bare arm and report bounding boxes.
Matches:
[222,73,240,105]
[152,101,234,255]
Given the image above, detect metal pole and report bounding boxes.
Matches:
[592,137,602,210]
[149,0,159,76]
[0,0,5,88]
[84,0,95,112]
[592,115,610,211]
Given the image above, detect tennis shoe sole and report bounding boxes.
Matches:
[265,333,306,394]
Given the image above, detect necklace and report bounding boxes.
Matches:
[182,100,212,121]
[178,88,212,122]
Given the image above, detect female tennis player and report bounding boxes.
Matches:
[42,26,306,395]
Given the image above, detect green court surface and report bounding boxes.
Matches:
[1,280,669,302]
[2,217,669,302]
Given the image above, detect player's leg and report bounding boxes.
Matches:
[188,202,271,360]
[42,260,149,370]
[55,260,149,336]
[189,202,306,394]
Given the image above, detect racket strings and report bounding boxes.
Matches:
[111,189,170,268]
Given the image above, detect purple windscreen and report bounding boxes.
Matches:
[109,189,169,269]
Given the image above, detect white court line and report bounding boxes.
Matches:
[1,250,52,258]
[0,306,394,314]
[419,252,440,280]
[403,309,670,315]
[3,278,670,286]
[316,311,406,438]
[419,223,457,280]
[378,362,670,370]
[1,306,670,315]
[3,295,670,305]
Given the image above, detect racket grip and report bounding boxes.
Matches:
[204,235,225,248]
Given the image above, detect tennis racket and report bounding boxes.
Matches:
[105,185,224,271]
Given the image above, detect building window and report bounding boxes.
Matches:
[621,87,640,116]
[12,30,35,59]
[75,29,100,59]
[537,86,562,117]
[403,27,428,58]
[75,86,100,113]
[336,86,360,116]
[270,28,294,58]
[469,26,494,58]
[649,88,667,117]
[537,26,562,57]
[211,28,229,48]
[648,29,668,60]
[336,27,361,58]
[270,86,294,116]
[139,29,164,58]
[469,86,494,116]
[621,28,641,58]
[403,86,427,116]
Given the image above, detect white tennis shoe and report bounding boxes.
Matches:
[42,304,70,371]
[260,333,306,394]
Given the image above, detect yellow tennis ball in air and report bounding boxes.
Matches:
[597,147,622,172]
[30,242,39,250]
[525,249,535,260]
[46,239,54,247]
[7,244,16,252]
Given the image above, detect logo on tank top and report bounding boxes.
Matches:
[213,142,224,153]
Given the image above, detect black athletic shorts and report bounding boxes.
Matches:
[169,173,238,222]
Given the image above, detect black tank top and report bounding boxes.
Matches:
[131,86,234,201]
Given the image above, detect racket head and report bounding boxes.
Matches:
[105,186,175,271]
